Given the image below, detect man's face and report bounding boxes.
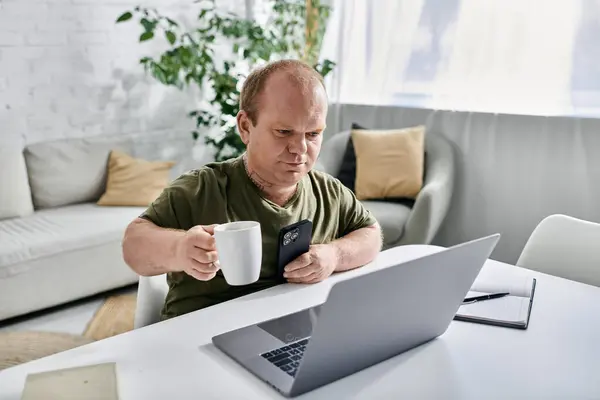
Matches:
[238,72,328,187]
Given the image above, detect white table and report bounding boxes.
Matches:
[1,245,600,399]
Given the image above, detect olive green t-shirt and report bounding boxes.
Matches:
[140,155,377,320]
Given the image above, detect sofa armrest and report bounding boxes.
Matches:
[399,134,455,245]
[317,130,351,176]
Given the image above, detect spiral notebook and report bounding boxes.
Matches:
[455,271,537,330]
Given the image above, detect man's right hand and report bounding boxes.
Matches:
[172,224,220,281]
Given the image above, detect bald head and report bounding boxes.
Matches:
[236,59,328,191]
[240,59,327,126]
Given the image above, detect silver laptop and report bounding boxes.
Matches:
[212,234,500,397]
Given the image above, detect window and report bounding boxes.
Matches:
[321,0,600,117]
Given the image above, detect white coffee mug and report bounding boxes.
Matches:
[214,221,262,286]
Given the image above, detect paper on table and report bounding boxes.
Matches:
[471,271,535,298]
[456,268,537,327]
[459,291,531,324]
[21,362,119,400]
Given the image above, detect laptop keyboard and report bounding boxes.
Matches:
[260,338,310,377]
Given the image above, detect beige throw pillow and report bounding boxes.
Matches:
[97,150,175,207]
[351,126,425,201]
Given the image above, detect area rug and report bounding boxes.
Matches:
[0,293,138,371]
[83,293,137,341]
[0,331,95,371]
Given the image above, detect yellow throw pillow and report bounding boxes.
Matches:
[97,150,175,207]
[351,126,425,201]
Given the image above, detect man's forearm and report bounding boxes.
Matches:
[330,223,383,272]
[122,218,183,276]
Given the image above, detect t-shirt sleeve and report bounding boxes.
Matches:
[139,171,199,230]
[337,180,378,237]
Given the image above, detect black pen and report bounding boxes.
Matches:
[463,292,510,304]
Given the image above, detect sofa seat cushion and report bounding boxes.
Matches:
[0,203,145,278]
[361,200,412,245]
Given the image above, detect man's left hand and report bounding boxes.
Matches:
[284,244,339,284]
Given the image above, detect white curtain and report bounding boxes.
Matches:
[320,0,600,118]
[320,0,426,106]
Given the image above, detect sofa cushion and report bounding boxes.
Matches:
[335,124,427,201]
[362,200,411,245]
[352,126,425,201]
[336,123,364,192]
[23,136,134,209]
[0,143,34,220]
[0,203,145,278]
[97,150,175,207]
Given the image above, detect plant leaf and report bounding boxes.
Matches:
[116,11,133,23]
[166,17,179,27]
[141,18,155,32]
[165,31,177,45]
[152,64,168,84]
[140,31,154,42]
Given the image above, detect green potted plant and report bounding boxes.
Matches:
[117,0,335,162]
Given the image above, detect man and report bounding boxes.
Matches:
[122,59,382,320]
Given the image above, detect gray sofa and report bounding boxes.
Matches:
[0,127,452,321]
[317,130,455,248]
[0,135,189,322]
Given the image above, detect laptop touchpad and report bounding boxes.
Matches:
[258,306,321,343]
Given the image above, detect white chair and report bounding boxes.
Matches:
[516,214,600,287]
[133,274,169,329]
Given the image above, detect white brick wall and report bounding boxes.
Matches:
[0,0,245,154]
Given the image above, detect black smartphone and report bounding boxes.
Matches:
[276,219,313,282]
